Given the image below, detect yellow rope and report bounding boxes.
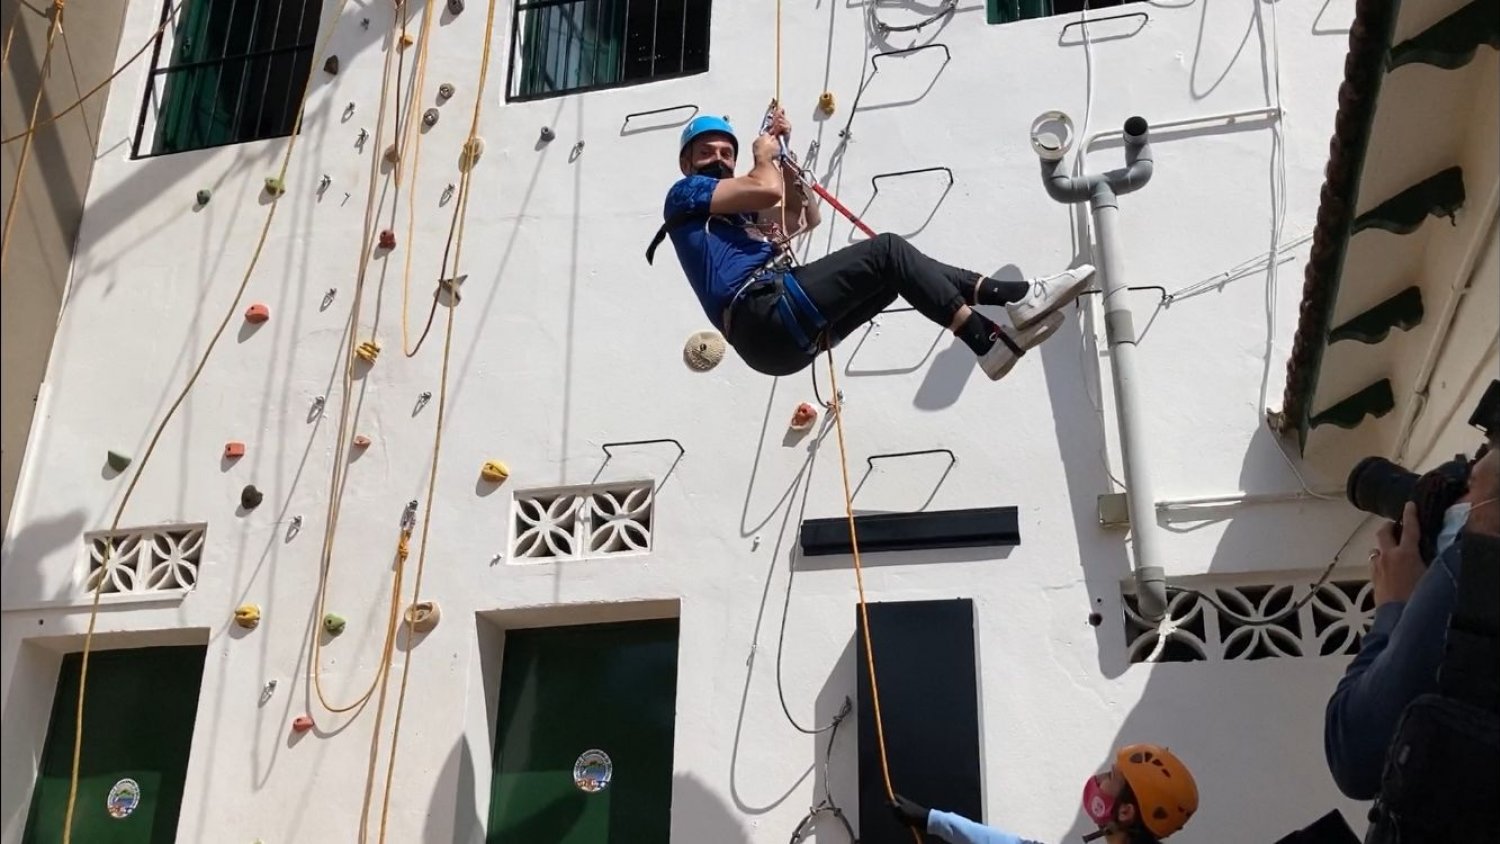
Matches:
[59,1,357,838]
[0,0,62,275]
[308,3,419,717]
[0,2,183,146]
[399,0,439,357]
[374,1,500,838]
[823,351,920,843]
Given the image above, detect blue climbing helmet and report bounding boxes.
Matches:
[679,115,738,159]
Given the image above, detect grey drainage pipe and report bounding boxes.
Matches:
[1032,114,1169,622]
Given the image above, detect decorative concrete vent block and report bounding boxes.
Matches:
[84,524,206,596]
[510,481,654,562]
[1123,575,1374,664]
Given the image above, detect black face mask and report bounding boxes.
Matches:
[695,161,732,180]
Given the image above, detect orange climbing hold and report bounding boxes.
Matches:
[224,441,246,459]
[292,714,314,733]
[244,303,270,323]
[353,434,372,449]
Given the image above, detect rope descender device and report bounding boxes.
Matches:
[400,499,419,532]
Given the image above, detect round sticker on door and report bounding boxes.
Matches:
[573,749,613,793]
[106,778,141,819]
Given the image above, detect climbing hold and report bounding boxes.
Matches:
[437,82,455,100]
[244,303,270,324]
[789,402,818,431]
[422,108,439,128]
[1088,612,1104,627]
[399,33,415,49]
[355,340,381,363]
[292,714,314,733]
[263,177,285,197]
[819,91,836,115]
[480,460,509,483]
[323,55,339,75]
[404,601,441,633]
[352,434,372,449]
[447,0,464,14]
[234,604,262,629]
[436,274,466,305]
[195,188,211,206]
[240,484,264,510]
[224,441,247,459]
[106,450,132,472]
[378,229,397,249]
[683,330,726,371]
[323,613,347,636]
[459,137,485,170]
[539,126,556,143]
[383,144,400,166]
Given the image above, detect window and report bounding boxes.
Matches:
[506,0,710,101]
[134,0,324,157]
[987,0,1138,24]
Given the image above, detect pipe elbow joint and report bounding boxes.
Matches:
[1135,565,1169,623]
[1040,160,1092,204]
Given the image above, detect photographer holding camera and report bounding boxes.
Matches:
[1323,381,1500,805]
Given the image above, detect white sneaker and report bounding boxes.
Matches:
[979,311,1065,381]
[1005,264,1096,330]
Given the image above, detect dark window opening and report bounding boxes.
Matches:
[135,0,324,157]
[988,0,1138,24]
[507,0,711,101]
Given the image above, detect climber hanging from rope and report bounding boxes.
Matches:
[647,107,1095,379]
[890,743,1200,844]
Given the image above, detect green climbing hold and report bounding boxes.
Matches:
[323,613,347,636]
[106,450,132,472]
[264,177,286,196]
[196,189,212,206]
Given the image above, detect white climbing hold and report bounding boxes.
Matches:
[683,330,726,371]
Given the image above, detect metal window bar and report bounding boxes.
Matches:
[507,0,711,102]
[134,0,321,158]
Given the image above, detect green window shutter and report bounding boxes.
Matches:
[988,0,1056,23]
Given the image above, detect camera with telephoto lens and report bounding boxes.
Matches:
[1344,379,1500,564]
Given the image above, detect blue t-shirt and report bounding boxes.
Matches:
[662,174,776,331]
[928,809,1043,844]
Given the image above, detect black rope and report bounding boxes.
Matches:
[785,698,856,844]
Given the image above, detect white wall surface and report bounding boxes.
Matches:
[1,0,1385,841]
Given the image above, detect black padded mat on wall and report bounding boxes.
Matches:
[856,598,982,842]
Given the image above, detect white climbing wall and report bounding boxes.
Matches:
[2,0,1390,841]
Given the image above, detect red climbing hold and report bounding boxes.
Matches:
[224,441,246,459]
[378,230,397,250]
[292,714,314,733]
[353,434,372,449]
[245,303,270,324]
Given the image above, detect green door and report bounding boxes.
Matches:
[487,619,679,843]
[22,645,207,844]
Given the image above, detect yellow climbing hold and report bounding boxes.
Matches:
[263,177,285,196]
[819,91,836,115]
[234,604,262,630]
[355,340,381,363]
[480,460,509,483]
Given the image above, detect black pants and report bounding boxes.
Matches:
[726,233,977,376]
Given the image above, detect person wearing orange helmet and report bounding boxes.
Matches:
[890,743,1199,844]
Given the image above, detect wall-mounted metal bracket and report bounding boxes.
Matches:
[600,438,685,485]
[866,448,956,471]
[622,104,700,133]
[871,166,954,195]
